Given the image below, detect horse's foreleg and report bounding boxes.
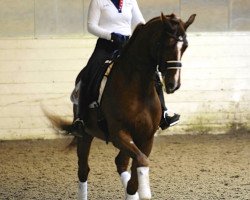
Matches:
[112,130,149,199]
[77,134,93,200]
[134,137,154,200]
[115,151,139,199]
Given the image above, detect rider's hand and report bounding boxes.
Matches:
[111,32,128,48]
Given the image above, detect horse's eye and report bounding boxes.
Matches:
[168,38,176,47]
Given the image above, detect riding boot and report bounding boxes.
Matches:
[155,72,180,130]
[72,82,87,136]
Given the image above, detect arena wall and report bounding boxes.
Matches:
[0,33,249,140]
[0,0,250,38]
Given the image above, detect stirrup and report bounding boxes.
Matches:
[160,111,180,130]
[71,118,85,137]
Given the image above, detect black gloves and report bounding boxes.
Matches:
[111,32,129,48]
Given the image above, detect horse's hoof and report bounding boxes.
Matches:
[125,192,139,200]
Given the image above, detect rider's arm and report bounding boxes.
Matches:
[131,0,145,27]
[87,0,112,40]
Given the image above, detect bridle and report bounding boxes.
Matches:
[156,28,186,75]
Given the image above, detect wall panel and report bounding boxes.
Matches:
[138,0,180,21]
[181,0,228,31]
[230,0,250,30]
[1,0,250,38]
[35,0,84,37]
[0,0,34,37]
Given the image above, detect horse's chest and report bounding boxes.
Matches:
[123,99,161,130]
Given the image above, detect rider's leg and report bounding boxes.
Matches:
[71,79,88,136]
[155,72,180,130]
[72,39,118,135]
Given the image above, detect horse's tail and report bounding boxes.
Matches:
[41,106,75,135]
[42,106,78,148]
[43,108,73,133]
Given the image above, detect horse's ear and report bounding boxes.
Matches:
[184,14,196,30]
[161,12,174,31]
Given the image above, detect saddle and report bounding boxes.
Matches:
[71,51,119,107]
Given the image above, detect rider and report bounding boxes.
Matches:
[73,0,180,134]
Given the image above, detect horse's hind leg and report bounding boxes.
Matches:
[115,151,130,174]
[115,151,132,190]
[77,133,93,200]
[73,104,78,121]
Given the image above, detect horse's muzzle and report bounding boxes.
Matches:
[164,69,181,94]
[166,83,181,94]
[165,82,179,94]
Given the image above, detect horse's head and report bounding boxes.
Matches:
[150,13,196,94]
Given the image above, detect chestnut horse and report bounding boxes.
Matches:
[47,13,195,200]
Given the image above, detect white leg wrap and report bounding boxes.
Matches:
[137,167,151,199]
[78,181,87,200]
[120,171,131,189]
[126,192,139,200]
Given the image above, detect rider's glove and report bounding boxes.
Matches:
[111,32,128,48]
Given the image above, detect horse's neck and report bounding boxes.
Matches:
[117,34,156,86]
[108,24,159,97]
[114,52,155,95]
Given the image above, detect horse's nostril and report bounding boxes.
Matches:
[175,84,181,90]
[167,83,174,89]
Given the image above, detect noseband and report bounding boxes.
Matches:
[165,60,182,69]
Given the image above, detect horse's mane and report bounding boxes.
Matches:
[120,15,163,55]
[120,13,183,56]
[147,13,178,24]
[121,23,145,55]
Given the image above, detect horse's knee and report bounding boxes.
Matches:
[136,153,149,167]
